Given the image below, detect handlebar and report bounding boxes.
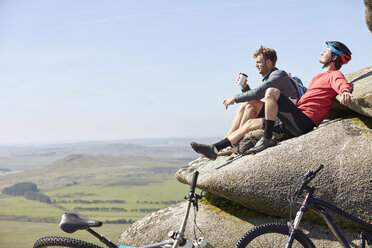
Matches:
[295,164,324,196]
[313,164,324,175]
[189,171,199,198]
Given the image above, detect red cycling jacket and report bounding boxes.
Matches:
[297,70,353,126]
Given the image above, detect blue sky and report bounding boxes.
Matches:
[0,0,371,144]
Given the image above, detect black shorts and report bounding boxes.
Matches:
[257,103,265,118]
[259,103,289,136]
[275,93,315,136]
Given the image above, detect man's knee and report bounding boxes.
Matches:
[265,87,281,101]
[244,102,254,111]
[238,102,249,113]
[240,118,263,131]
[248,99,264,113]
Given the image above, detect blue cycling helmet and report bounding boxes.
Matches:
[326,41,352,64]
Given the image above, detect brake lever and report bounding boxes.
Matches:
[193,193,202,211]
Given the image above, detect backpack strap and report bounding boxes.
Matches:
[287,73,307,100]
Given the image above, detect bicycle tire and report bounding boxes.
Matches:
[235,223,315,248]
[33,236,104,248]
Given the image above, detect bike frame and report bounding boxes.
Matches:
[287,191,372,248]
[118,239,174,248]
[117,195,195,248]
[84,218,176,248]
[94,171,200,248]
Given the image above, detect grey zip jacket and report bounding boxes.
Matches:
[234,67,299,103]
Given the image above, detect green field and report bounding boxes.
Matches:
[0,220,129,248]
[0,153,192,248]
[0,176,189,248]
[0,196,63,222]
[47,175,188,222]
[0,175,188,223]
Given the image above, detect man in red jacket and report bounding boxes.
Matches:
[191,41,353,159]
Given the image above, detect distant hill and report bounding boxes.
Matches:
[0,137,217,172]
[0,153,191,191]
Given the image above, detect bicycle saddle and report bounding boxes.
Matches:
[59,213,102,233]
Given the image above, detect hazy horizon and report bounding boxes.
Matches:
[0,136,221,146]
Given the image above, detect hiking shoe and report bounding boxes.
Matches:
[245,136,277,155]
[238,134,258,154]
[190,142,218,160]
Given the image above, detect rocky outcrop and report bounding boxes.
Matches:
[365,0,372,33]
[119,67,372,247]
[175,118,372,226]
[344,66,372,117]
[119,200,361,247]
[119,201,256,247]
[327,66,372,119]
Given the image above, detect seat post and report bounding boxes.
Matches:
[86,228,117,248]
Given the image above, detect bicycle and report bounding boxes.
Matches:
[33,171,212,248]
[235,164,372,248]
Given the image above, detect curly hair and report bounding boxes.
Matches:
[253,46,277,66]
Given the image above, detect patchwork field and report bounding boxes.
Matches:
[0,173,189,248]
[0,140,199,247]
[0,175,188,223]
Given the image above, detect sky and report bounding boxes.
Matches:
[0,0,371,144]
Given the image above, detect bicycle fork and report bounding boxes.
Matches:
[285,193,309,248]
[359,232,372,248]
[172,199,192,248]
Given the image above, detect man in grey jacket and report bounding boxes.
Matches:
[191,46,300,160]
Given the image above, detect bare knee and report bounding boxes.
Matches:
[244,102,254,112]
[238,102,249,114]
[241,118,263,132]
[248,100,264,113]
[265,87,281,101]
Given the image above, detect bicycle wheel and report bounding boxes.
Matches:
[33,236,104,248]
[235,223,315,248]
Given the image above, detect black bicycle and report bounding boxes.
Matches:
[33,171,212,248]
[235,164,372,248]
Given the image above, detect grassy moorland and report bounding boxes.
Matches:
[0,153,187,191]
[0,139,201,248]
[48,175,188,222]
[0,175,189,248]
[0,175,188,223]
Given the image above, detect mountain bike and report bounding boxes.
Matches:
[33,171,212,248]
[235,164,372,248]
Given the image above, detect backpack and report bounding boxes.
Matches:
[288,73,307,99]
